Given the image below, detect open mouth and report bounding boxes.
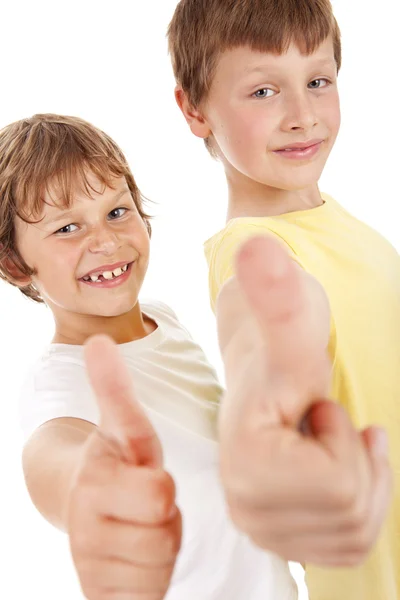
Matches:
[80,262,132,284]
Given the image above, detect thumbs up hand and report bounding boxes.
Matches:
[217,236,392,566]
[66,335,182,600]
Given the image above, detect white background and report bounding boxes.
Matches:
[0,0,398,598]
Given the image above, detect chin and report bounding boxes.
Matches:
[90,299,138,318]
[278,179,320,192]
[269,169,324,191]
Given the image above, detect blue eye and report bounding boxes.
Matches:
[55,223,78,235]
[308,78,329,89]
[253,88,275,99]
[108,207,128,220]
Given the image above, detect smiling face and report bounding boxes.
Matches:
[208,39,340,190]
[179,38,341,196]
[15,173,150,326]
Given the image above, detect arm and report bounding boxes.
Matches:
[21,337,182,600]
[22,417,94,531]
[215,235,392,566]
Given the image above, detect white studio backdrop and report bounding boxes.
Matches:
[0,1,398,598]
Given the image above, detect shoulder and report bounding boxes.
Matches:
[19,346,97,441]
[22,346,88,391]
[204,219,303,310]
[140,299,192,338]
[204,218,299,264]
[141,299,180,323]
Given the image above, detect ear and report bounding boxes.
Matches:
[0,247,32,287]
[174,85,211,139]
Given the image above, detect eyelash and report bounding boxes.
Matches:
[54,207,129,235]
[253,78,331,99]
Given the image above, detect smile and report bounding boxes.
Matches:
[273,141,323,160]
[79,262,134,288]
[81,263,130,283]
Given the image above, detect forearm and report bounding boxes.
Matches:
[22,418,94,531]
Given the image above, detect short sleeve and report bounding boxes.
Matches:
[204,220,302,312]
[19,356,99,441]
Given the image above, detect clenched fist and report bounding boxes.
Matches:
[217,235,392,566]
[66,335,182,599]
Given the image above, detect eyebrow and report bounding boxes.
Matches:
[43,188,130,225]
[246,57,336,77]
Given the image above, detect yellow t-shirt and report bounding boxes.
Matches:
[204,193,400,600]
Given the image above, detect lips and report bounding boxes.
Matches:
[79,261,134,288]
[274,139,324,152]
[272,140,324,160]
[79,260,133,281]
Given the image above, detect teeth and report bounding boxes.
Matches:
[84,263,129,283]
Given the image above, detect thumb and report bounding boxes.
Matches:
[84,334,162,468]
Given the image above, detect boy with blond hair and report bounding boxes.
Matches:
[168,0,400,598]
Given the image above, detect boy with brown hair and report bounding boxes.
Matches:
[0,113,301,599]
[168,0,400,599]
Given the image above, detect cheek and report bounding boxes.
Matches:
[216,106,269,155]
[36,243,80,280]
[127,219,150,258]
[324,93,341,133]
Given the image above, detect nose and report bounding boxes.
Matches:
[87,224,121,256]
[281,90,318,132]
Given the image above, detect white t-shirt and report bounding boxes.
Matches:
[19,300,298,600]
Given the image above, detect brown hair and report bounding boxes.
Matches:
[0,113,151,303]
[168,0,341,154]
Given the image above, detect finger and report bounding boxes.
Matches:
[360,426,393,546]
[79,558,175,595]
[306,399,360,460]
[92,467,178,525]
[91,593,163,600]
[360,426,388,457]
[251,526,374,567]
[85,510,182,565]
[84,335,162,467]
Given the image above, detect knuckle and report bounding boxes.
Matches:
[69,485,100,524]
[328,473,358,511]
[80,585,106,600]
[350,519,376,557]
[151,471,176,520]
[220,459,252,504]
[70,526,91,554]
[160,523,182,559]
[343,548,369,567]
[347,497,369,532]
[226,499,252,533]
[76,559,97,590]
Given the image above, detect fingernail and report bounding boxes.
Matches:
[373,429,389,458]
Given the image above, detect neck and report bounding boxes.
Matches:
[226,173,323,221]
[51,302,156,345]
